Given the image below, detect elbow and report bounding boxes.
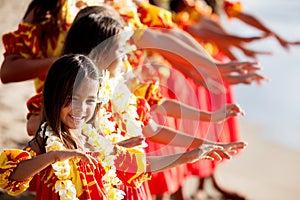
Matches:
[0,71,9,84]
[0,70,12,84]
[0,60,13,83]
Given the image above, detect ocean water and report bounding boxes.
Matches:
[223,0,300,151]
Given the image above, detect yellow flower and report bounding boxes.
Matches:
[112,82,131,113]
[52,161,70,179]
[55,179,78,200]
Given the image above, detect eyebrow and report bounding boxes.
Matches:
[72,95,97,99]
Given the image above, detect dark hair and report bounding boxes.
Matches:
[73,5,125,25]
[62,6,126,74]
[63,6,124,56]
[169,0,186,13]
[23,0,66,56]
[203,0,223,15]
[42,54,100,149]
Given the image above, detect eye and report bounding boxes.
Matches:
[72,97,79,102]
[86,98,97,104]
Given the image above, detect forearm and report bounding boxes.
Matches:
[136,29,220,78]
[187,25,241,48]
[235,12,272,34]
[143,120,214,148]
[148,149,197,173]
[153,98,212,121]
[169,27,214,59]
[9,151,56,181]
[0,54,56,83]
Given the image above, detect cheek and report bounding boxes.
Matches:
[110,58,122,70]
[60,106,70,119]
[86,104,97,120]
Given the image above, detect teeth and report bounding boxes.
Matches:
[71,116,83,121]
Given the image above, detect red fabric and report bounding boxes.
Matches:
[26,92,43,118]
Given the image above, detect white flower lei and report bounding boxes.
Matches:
[97,70,147,145]
[82,124,125,200]
[43,123,79,200]
[43,122,125,200]
[112,0,138,15]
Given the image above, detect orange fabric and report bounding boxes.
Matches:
[224,1,243,18]
[98,97,152,199]
[26,92,43,118]
[172,1,241,178]
[132,81,163,108]
[2,23,66,116]
[0,145,151,199]
[137,1,175,28]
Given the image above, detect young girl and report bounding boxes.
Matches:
[62,7,248,199]
[72,4,254,200]
[0,0,67,136]
[0,54,232,200]
[63,5,246,153]
[0,0,104,136]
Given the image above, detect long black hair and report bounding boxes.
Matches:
[63,6,124,56]
[41,54,100,150]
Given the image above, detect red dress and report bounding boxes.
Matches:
[2,23,66,118]
[0,146,152,200]
[173,1,241,178]
[133,2,188,195]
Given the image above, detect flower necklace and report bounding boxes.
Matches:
[43,122,125,200]
[82,123,125,199]
[97,70,147,144]
[43,123,78,200]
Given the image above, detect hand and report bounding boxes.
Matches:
[239,46,272,59]
[217,141,247,156]
[52,150,98,170]
[217,61,261,75]
[211,103,245,122]
[224,72,269,86]
[116,136,147,148]
[237,35,269,43]
[190,144,231,163]
[271,33,300,51]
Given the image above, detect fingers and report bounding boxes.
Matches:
[203,148,232,161]
[244,73,269,86]
[198,144,232,161]
[223,141,248,155]
[220,61,262,76]
[229,72,269,85]
[290,41,300,45]
[116,136,146,148]
[238,62,261,74]
[70,150,98,170]
[86,154,98,170]
[226,104,245,117]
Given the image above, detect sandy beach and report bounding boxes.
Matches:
[0,0,300,200]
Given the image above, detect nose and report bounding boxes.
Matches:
[72,101,86,115]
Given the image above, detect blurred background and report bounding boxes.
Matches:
[0,0,299,199]
[228,0,300,152]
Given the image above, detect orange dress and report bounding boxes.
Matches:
[1,0,104,119]
[0,146,151,200]
[116,2,188,195]
[99,94,153,199]
[135,2,190,195]
[2,22,66,118]
[173,1,241,178]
